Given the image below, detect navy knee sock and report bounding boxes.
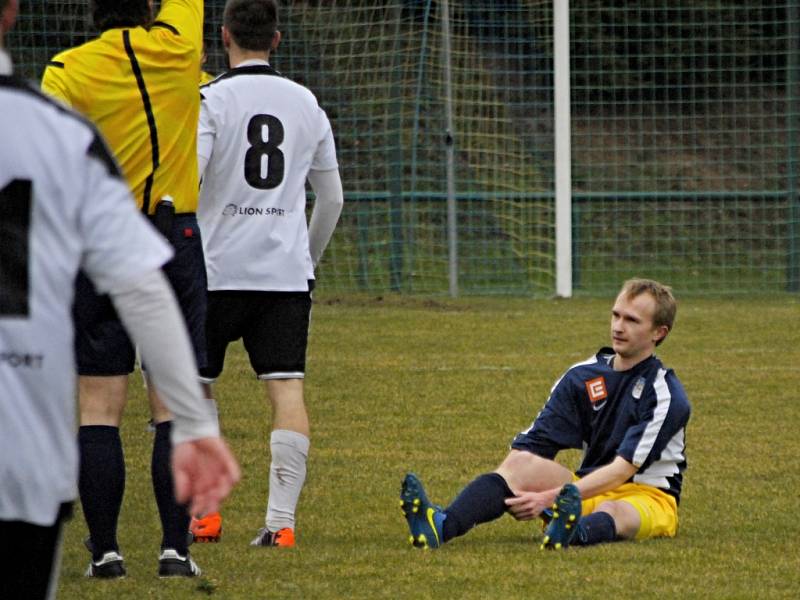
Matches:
[442,473,514,542]
[573,511,617,546]
[78,425,125,560]
[152,421,190,554]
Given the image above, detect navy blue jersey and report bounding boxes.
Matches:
[512,348,691,501]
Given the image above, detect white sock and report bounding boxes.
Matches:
[266,429,310,532]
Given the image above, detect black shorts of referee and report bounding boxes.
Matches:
[73,214,207,375]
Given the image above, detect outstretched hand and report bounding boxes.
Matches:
[172,436,241,517]
[504,488,560,521]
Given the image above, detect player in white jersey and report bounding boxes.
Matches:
[0,2,239,596]
[193,0,343,547]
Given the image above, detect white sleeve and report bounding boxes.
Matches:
[109,269,220,445]
[197,92,217,180]
[306,168,344,268]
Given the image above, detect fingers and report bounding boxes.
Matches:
[173,466,190,505]
[171,437,241,515]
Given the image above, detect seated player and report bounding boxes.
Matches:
[401,278,691,550]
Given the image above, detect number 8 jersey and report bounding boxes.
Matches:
[197,60,339,292]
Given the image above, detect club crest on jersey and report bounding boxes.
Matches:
[585,376,608,404]
[632,376,645,399]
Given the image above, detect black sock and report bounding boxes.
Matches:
[573,511,618,546]
[152,421,190,554]
[442,473,514,542]
[78,425,125,560]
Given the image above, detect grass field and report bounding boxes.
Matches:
[56,293,800,599]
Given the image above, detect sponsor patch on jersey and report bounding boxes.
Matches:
[585,376,608,404]
[221,203,286,217]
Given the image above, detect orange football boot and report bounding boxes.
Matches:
[249,527,295,548]
[189,512,222,543]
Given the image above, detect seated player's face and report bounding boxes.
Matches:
[609,292,660,363]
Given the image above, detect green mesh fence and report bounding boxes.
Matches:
[8,1,799,296]
[569,1,799,295]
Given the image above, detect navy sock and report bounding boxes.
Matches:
[152,421,190,554]
[573,511,618,546]
[78,425,125,560]
[442,473,514,542]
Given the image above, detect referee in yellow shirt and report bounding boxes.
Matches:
[42,0,211,578]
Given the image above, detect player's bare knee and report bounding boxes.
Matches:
[495,450,568,492]
[79,376,127,425]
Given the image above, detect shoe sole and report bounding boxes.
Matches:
[400,474,441,549]
[541,484,581,550]
[158,561,201,578]
[85,565,126,579]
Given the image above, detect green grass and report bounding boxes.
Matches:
[57,293,800,599]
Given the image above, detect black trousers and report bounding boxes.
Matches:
[0,503,73,600]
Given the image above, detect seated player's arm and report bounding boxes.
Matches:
[504,456,637,520]
[307,168,344,268]
[572,455,638,500]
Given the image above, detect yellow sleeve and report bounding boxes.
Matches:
[153,0,203,50]
[40,59,73,107]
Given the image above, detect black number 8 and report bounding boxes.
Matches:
[244,114,285,190]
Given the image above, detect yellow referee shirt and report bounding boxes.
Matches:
[41,0,202,215]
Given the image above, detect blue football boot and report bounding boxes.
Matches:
[400,473,446,549]
[541,483,582,550]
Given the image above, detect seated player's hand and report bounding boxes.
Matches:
[504,488,559,521]
[172,436,241,517]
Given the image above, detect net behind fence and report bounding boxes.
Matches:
[8,1,799,296]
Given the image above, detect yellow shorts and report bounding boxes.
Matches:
[580,482,679,540]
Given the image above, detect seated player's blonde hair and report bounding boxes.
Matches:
[619,278,677,346]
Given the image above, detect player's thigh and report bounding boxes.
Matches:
[242,290,312,379]
[495,449,573,492]
[161,216,208,371]
[199,291,250,382]
[73,271,136,376]
[583,483,679,540]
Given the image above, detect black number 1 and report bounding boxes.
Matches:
[0,179,32,317]
[244,114,285,190]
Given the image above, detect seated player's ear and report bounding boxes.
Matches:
[271,30,281,52]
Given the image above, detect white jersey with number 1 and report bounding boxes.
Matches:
[0,69,172,526]
[197,59,339,292]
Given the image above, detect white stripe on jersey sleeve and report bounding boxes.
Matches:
[632,367,671,467]
[633,427,686,488]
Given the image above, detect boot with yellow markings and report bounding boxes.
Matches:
[400,473,446,549]
[541,483,582,550]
